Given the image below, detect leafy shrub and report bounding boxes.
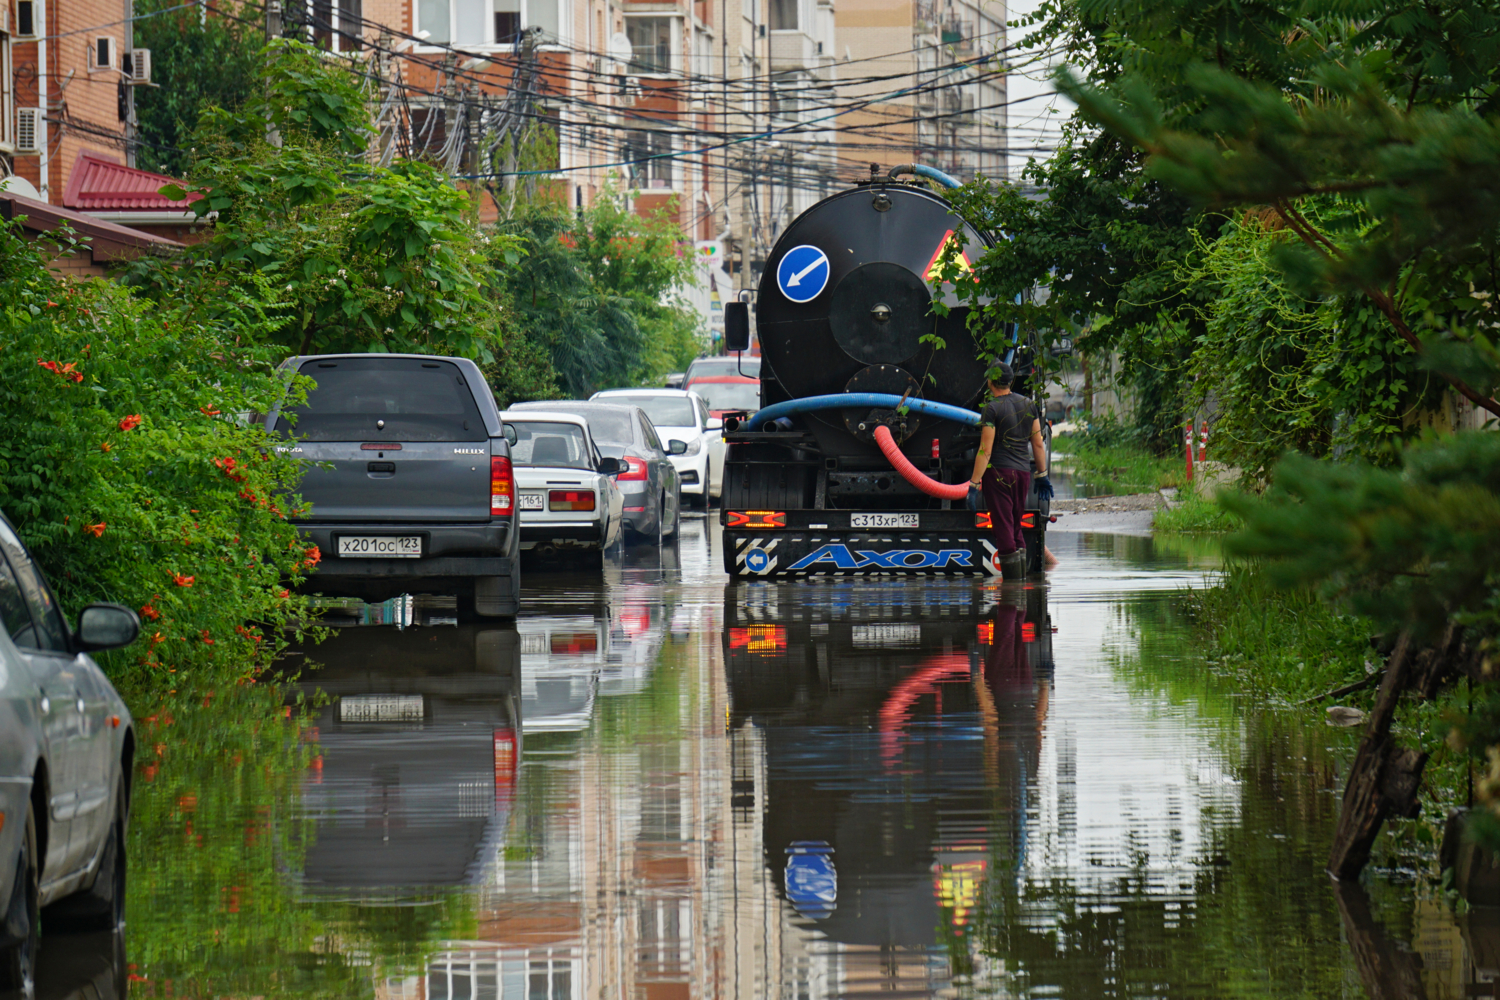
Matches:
[0,229,315,697]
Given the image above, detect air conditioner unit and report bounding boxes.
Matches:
[16,108,42,155]
[124,48,151,84]
[15,0,35,38]
[90,36,118,72]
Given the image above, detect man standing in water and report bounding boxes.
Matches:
[968,361,1050,577]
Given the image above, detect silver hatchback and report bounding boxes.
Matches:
[0,514,140,990]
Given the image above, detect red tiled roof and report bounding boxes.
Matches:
[1,192,183,260]
[62,152,199,211]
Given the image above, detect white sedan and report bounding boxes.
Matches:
[500,411,624,567]
[589,389,718,504]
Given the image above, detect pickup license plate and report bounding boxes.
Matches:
[337,535,422,558]
[340,694,423,722]
[519,493,545,511]
[849,513,919,529]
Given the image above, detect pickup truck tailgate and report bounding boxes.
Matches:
[294,441,492,522]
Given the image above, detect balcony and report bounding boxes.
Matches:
[769,29,818,73]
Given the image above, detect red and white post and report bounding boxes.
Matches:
[1184,421,1195,483]
[1198,421,1209,465]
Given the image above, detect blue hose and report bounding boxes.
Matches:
[887,163,963,189]
[744,393,981,431]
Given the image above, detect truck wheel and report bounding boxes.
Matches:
[0,805,39,992]
[48,775,126,931]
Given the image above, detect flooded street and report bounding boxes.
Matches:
[34,514,1488,998]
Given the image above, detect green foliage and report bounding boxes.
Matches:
[0,229,315,698]
[132,0,260,177]
[1155,491,1241,533]
[494,184,704,397]
[124,40,512,361]
[1055,418,1183,494]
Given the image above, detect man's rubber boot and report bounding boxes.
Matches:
[999,550,1027,581]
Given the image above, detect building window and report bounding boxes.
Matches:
[0,24,12,154]
[625,16,673,74]
[622,130,674,188]
[768,0,796,30]
[305,0,362,50]
[418,0,488,45]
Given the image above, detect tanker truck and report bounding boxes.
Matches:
[719,165,1052,578]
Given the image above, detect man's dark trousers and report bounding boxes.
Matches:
[981,467,1031,555]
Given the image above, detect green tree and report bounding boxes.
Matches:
[493,177,704,398]
[132,0,260,177]
[125,40,512,361]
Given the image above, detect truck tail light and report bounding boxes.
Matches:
[617,457,647,482]
[491,456,514,513]
[726,510,785,529]
[549,490,596,512]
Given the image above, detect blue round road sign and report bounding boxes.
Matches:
[745,547,771,573]
[776,244,830,304]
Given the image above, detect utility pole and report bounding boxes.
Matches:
[265,1,282,147]
[123,0,136,167]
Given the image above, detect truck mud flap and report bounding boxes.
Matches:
[727,532,1006,577]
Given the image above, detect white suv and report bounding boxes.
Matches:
[589,389,717,504]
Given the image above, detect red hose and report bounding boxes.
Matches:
[872,425,969,500]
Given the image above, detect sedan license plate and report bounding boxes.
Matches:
[849,513,919,529]
[337,535,422,558]
[340,694,423,723]
[519,493,545,511]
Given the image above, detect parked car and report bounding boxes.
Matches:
[684,375,760,419]
[589,389,717,505]
[0,513,140,989]
[663,373,685,389]
[266,355,521,619]
[499,410,624,567]
[685,355,760,383]
[508,402,681,541]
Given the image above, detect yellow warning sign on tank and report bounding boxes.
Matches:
[923,229,973,282]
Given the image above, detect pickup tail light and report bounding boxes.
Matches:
[727,510,785,529]
[491,456,514,513]
[549,490,596,512]
[617,456,647,482]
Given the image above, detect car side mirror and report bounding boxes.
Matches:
[707,417,723,431]
[667,439,689,456]
[598,457,624,475]
[725,302,750,352]
[75,603,141,652]
[503,425,518,447]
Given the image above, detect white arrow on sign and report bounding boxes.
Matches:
[786,253,827,287]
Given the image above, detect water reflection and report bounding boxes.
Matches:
[31,520,1500,998]
[289,619,521,894]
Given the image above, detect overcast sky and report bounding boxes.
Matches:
[1001,0,1073,181]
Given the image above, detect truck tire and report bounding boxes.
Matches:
[0,805,39,992]
[723,464,808,510]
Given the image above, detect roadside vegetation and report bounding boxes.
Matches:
[1052,417,1182,495]
[0,228,318,705]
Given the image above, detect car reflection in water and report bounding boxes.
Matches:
[725,579,1052,984]
[289,597,522,893]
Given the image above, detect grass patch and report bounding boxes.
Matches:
[1181,560,1375,702]
[1053,417,1184,495]
[1155,491,1243,532]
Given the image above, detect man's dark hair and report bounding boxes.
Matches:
[986,360,1014,385]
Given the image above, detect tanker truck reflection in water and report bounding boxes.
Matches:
[724,579,1052,979]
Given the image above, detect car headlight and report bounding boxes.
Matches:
[682,438,702,456]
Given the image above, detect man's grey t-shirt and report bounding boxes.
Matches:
[980,393,1040,473]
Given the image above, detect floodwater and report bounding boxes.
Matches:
[27,509,1491,999]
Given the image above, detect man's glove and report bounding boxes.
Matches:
[966,485,984,512]
[1034,473,1054,503]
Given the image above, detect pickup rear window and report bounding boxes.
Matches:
[277,359,487,441]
